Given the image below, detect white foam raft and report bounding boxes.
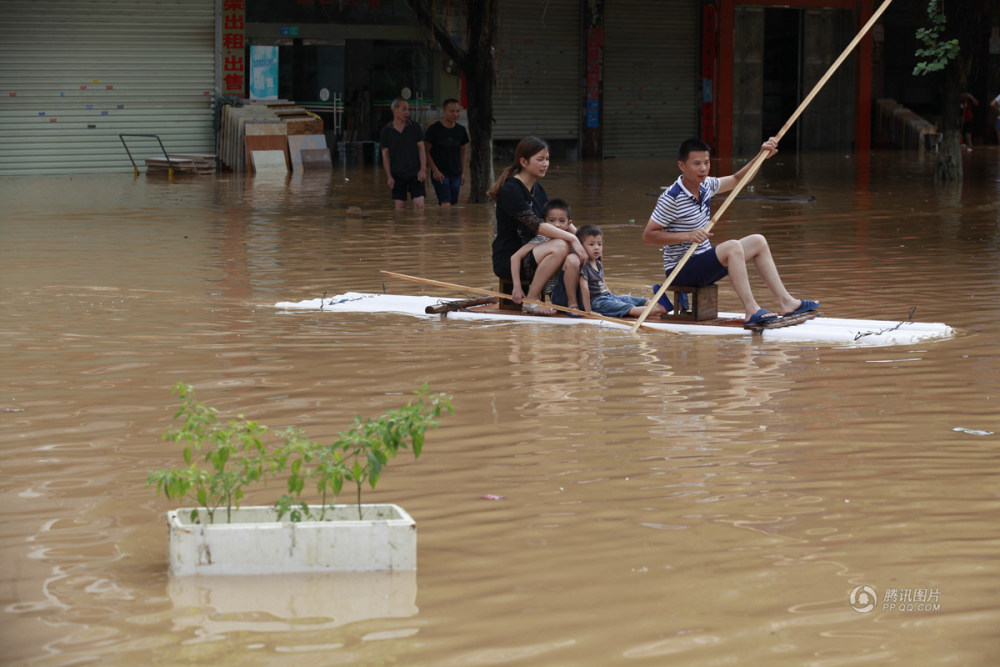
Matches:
[274,292,956,347]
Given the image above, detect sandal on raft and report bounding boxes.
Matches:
[743,308,779,329]
[783,299,820,317]
[522,302,556,316]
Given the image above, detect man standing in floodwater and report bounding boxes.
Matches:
[424,98,469,206]
[641,137,818,329]
[380,97,427,210]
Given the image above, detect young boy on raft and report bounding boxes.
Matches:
[509,199,582,311]
[573,225,667,319]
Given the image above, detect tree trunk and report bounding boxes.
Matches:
[464,0,497,203]
[936,65,961,182]
[404,0,497,203]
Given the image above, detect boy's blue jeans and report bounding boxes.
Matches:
[591,293,647,318]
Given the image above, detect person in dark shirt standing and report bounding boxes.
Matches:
[424,98,469,206]
[379,97,426,210]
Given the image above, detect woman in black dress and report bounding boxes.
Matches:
[488,137,585,314]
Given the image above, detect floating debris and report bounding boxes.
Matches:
[854,306,918,341]
[953,427,993,436]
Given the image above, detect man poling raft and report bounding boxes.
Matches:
[631,0,898,334]
[641,136,819,331]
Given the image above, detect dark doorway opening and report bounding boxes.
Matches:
[277,42,345,104]
[762,8,800,150]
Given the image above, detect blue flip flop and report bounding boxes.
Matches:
[744,308,779,328]
[784,299,820,317]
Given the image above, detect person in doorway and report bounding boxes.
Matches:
[960,92,978,152]
[576,225,666,319]
[424,98,469,206]
[488,137,586,315]
[641,137,818,329]
[379,97,426,210]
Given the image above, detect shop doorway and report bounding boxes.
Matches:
[733,5,855,154]
[276,42,345,104]
[343,40,432,142]
[762,8,800,150]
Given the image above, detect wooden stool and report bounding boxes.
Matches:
[498,278,520,311]
[663,284,718,321]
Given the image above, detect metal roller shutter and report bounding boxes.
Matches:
[493,0,581,141]
[0,0,215,175]
[603,0,698,158]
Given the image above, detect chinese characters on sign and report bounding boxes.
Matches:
[585,28,603,129]
[250,46,279,101]
[222,0,245,96]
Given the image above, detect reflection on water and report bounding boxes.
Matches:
[168,570,417,636]
[1,150,999,665]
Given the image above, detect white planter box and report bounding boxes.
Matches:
[167,504,416,576]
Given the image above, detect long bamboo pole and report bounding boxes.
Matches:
[631,0,894,334]
[380,270,676,333]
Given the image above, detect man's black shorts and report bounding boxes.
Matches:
[667,247,728,286]
[392,174,426,201]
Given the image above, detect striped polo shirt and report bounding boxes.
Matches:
[650,175,721,271]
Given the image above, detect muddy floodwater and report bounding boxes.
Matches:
[2,149,999,666]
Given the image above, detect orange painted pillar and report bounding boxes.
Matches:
[718,1,735,157]
[854,0,874,152]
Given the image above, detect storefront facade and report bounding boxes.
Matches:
[1,0,893,176]
[711,0,875,156]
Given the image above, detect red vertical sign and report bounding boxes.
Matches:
[222,0,246,97]
[701,4,717,150]
[585,28,603,129]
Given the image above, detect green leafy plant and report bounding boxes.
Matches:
[337,389,452,519]
[147,382,453,523]
[913,0,959,76]
[147,383,267,524]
